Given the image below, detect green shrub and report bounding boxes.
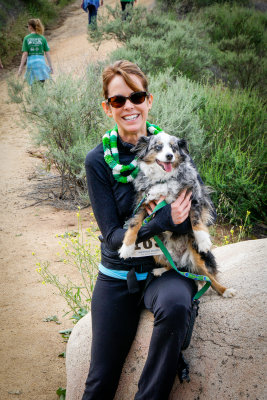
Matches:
[200,4,267,90]
[111,20,212,80]
[91,6,212,81]
[197,83,266,221]
[8,63,111,201]
[156,0,250,14]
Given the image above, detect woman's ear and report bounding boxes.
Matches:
[102,101,113,117]
[148,93,153,110]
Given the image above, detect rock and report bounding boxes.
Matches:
[66,239,267,400]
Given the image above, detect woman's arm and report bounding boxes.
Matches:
[18,52,28,76]
[85,149,128,250]
[45,51,53,74]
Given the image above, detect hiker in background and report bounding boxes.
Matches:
[81,0,103,27]
[121,0,136,20]
[18,18,53,85]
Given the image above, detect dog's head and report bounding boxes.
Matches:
[132,132,189,173]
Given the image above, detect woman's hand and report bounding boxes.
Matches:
[170,189,192,224]
[145,196,165,216]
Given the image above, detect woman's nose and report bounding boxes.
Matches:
[123,98,134,108]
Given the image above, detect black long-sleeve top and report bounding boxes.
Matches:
[85,134,214,272]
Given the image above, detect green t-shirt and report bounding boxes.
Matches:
[22,33,50,56]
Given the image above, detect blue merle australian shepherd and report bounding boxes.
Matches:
[119,132,236,297]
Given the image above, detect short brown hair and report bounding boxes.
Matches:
[102,60,149,99]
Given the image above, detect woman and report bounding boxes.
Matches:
[18,19,53,85]
[83,60,211,400]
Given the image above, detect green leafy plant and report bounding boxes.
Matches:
[90,6,212,81]
[56,387,66,400]
[200,4,267,91]
[35,211,100,319]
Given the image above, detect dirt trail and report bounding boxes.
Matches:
[0,1,153,399]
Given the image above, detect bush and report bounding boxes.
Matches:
[111,19,212,80]
[156,0,250,14]
[200,4,267,90]
[8,63,111,202]
[90,6,213,81]
[196,83,266,222]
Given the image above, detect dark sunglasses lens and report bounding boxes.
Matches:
[130,92,147,104]
[109,96,126,108]
[108,92,147,108]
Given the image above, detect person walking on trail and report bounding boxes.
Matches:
[121,0,136,14]
[81,0,103,27]
[81,59,216,400]
[18,18,53,85]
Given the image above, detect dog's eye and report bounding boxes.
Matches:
[155,145,163,152]
[170,144,178,152]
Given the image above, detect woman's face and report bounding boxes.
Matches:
[102,74,153,141]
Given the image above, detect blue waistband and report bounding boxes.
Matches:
[99,264,148,281]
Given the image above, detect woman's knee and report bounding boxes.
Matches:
[154,300,191,328]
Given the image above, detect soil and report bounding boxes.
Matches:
[0,1,154,399]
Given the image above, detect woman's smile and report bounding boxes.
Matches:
[122,114,140,121]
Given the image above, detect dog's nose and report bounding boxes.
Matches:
[166,153,173,161]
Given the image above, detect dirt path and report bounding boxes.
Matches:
[0,1,153,399]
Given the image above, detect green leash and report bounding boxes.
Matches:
[142,200,211,301]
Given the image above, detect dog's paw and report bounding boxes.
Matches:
[119,244,135,259]
[223,288,237,298]
[194,230,212,253]
[152,267,167,277]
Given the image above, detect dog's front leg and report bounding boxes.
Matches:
[119,208,147,259]
[190,209,212,253]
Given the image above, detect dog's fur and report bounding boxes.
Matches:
[119,132,236,297]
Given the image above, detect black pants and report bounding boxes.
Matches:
[82,270,197,400]
[120,1,134,20]
[87,5,97,25]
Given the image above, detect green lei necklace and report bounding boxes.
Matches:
[102,121,163,183]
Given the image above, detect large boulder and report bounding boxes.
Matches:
[66,239,267,400]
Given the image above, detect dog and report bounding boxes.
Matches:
[119,132,236,297]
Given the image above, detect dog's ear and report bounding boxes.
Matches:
[178,138,189,155]
[131,136,151,159]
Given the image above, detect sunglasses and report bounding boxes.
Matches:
[107,91,148,108]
